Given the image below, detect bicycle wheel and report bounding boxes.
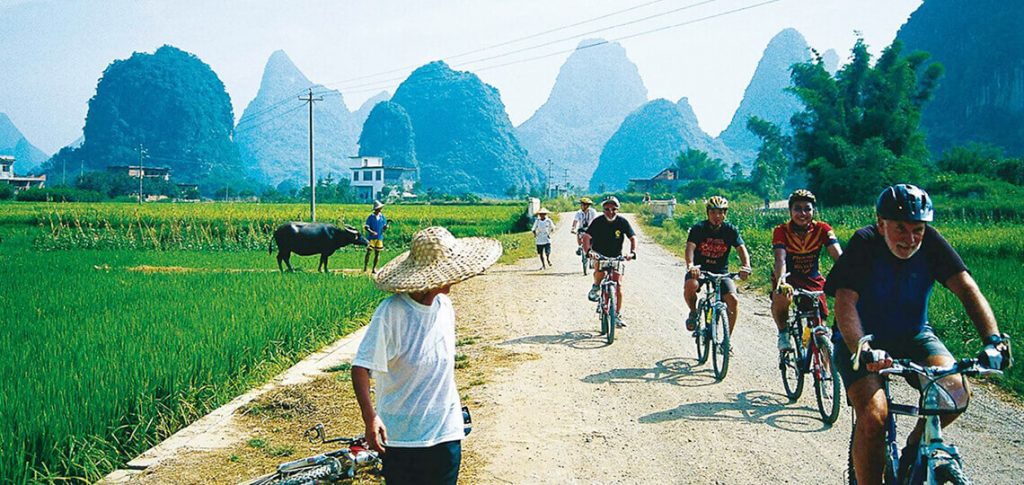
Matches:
[814,337,841,424]
[261,459,343,485]
[780,326,804,400]
[711,305,730,380]
[933,459,971,485]
[694,302,709,364]
[605,288,617,344]
[847,424,857,485]
[581,251,588,275]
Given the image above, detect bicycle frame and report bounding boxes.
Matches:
[791,289,829,375]
[593,254,626,343]
[850,335,1004,484]
[697,271,736,343]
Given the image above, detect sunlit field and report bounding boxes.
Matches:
[0,202,530,484]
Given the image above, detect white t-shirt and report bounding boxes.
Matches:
[532,217,555,245]
[353,293,464,447]
[573,208,599,230]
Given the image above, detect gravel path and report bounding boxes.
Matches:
[456,213,1024,484]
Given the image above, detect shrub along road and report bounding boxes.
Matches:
[460,213,1024,484]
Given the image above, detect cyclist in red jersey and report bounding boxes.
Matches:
[771,190,843,351]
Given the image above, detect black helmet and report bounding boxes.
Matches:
[876,184,933,222]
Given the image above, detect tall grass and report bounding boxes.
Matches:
[642,199,1024,396]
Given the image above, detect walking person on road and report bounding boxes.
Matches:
[582,196,637,326]
[363,200,389,274]
[683,196,752,336]
[352,226,501,485]
[770,189,842,351]
[826,184,1011,484]
[532,208,555,270]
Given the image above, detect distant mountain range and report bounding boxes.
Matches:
[235,50,389,187]
[389,61,542,195]
[590,98,731,191]
[717,28,815,169]
[897,0,1024,157]
[516,39,647,190]
[0,112,49,174]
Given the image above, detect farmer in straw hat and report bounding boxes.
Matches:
[532,207,555,270]
[352,226,501,484]
[363,200,389,274]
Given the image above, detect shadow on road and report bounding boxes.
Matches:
[581,357,719,388]
[501,330,608,350]
[523,271,584,277]
[638,389,833,433]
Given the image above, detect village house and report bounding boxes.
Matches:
[349,155,418,202]
[628,167,684,193]
[106,165,171,181]
[0,155,47,190]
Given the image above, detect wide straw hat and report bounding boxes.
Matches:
[536,207,550,215]
[374,226,502,293]
[372,200,385,210]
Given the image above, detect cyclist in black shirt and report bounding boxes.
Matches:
[582,196,637,324]
[683,196,751,336]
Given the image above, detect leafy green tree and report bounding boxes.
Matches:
[788,39,942,205]
[747,116,791,205]
[674,148,724,182]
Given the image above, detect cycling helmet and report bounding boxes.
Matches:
[602,196,620,208]
[580,197,594,205]
[788,189,816,207]
[706,196,729,210]
[876,184,933,222]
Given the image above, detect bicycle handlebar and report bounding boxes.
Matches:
[590,252,634,261]
[852,334,1004,377]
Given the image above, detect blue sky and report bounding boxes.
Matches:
[0,0,921,154]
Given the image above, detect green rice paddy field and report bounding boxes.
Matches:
[643,199,1024,399]
[0,202,532,484]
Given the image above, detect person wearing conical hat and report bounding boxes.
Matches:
[351,227,501,485]
[363,200,388,274]
[532,208,555,270]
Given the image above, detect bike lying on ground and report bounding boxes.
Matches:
[847,335,1010,485]
[592,252,630,344]
[691,268,740,381]
[243,408,473,484]
[776,274,842,424]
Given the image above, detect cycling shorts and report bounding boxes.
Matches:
[833,325,953,391]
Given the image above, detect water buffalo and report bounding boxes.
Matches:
[270,222,368,272]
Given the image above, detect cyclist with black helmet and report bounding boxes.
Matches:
[684,196,752,336]
[770,189,843,351]
[571,197,599,255]
[825,184,1011,484]
[582,196,637,325]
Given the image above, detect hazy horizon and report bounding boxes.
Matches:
[0,0,922,155]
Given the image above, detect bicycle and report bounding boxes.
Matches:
[571,229,588,275]
[846,334,1011,485]
[241,424,380,485]
[243,408,473,485]
[776,274,842,424]
[691,268,740,380]
[592,252,629,344]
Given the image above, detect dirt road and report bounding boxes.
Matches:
[454,213,1024,484]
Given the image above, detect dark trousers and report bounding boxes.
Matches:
[382,440,461,485]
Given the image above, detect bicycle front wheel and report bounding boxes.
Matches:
[932,459,971,485]
[582,251,588,275]
[780,328,804,400]
[605,289,617,344]
[694,303,709,364]
[257,459,344,485]
[711,305,730,380]
[814,337,841,424]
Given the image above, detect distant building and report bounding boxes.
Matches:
[106,165,171,181]
[349,156,418,202]
[0,155,47,190]
[628,167,684,192]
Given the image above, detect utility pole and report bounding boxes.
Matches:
[137,144,147,204]
[563,168,569,197]
[300,88,323,221]
[546,159,552,199]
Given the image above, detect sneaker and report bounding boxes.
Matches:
[576,247,582,256]
[615,315,627,328]
[777,332,794,352]
[685,312,698,331]
[588,285,600,302]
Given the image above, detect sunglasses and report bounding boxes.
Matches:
[603,206,618,211]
